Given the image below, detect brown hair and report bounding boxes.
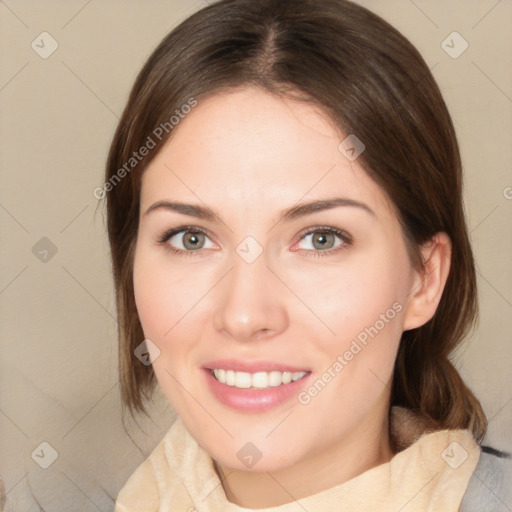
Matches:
[105,0,487,440]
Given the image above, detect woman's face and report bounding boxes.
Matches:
[133,86,421,472]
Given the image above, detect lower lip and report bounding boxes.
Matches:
[203,368,312,413]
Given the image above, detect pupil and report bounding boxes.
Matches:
[314,233,332,249]
[184,232,202,250]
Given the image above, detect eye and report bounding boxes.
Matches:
[158,226,216,254]
[295,226,352,257]
[157,225,352,258]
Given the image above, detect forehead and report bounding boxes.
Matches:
[140,86,395,220]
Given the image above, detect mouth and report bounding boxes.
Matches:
[202,362,313,413]
[207,368,310,390]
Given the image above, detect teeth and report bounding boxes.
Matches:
[212,369,307,389]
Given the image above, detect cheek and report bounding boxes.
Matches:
[133,245,200,338]
[288,248,406,339]
[133,257,168,337]
[133,247,196,403]
[291,247,407,401]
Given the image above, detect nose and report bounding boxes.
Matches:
[212,251,289,343]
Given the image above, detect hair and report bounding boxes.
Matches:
[105,0,487,441]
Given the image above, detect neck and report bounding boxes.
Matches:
[214,409,394,509]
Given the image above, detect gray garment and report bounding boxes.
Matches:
[460,447,512,511]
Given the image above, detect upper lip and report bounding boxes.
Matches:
[203,359,311,373]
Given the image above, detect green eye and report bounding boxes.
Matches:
[295,227,352,259]
[158,226,215,255]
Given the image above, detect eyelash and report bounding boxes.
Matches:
[156,225,353,259]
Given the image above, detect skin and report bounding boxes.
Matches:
[133,85,451,508]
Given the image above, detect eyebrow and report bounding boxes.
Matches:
[144,197,376,223]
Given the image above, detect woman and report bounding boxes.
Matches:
[105,0,511,509]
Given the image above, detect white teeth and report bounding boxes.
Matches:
[225,369,235,386]
[235,371,251,389]
[252,372,269,388]
[212,369,307,389]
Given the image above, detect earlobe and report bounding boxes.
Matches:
[402,232,452,331]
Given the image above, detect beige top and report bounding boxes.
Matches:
[115,407,481,511]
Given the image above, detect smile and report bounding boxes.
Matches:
[210,369,309,389]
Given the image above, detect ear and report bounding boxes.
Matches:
[402,232,452,331]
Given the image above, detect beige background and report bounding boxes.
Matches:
[1,0,511,509]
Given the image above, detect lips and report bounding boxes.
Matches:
[203,366,312,412]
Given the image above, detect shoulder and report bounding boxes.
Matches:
[459,446,512,512]
[114,427,172,512]
[115,456,161,511]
